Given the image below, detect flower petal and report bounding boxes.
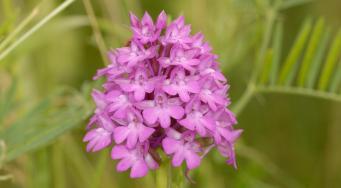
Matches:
[159,111,171,128]
[185,151,201,169]
[114,126,130,144]
[167,106,184,119]
[172,151,185,167]
[143,108,159,125]
[117,158,134,172]
[162,137,179,154]
[111,145,129,159]
[138,125,155,142]
[130,160,148,178]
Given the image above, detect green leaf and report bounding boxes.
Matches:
[0,85,93,162]
[0,0,75,61]
[318,29,341,91]
[330,59,341,93]
[259,49,273,85]
[278,18,312,86]
[270,20,283,85]
[0,79,17,124]
[306,28,331,88]
[235,18,341,117]
[279,0,313,10]
[298,18,325,87]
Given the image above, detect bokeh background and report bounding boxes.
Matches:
[0,0,341,187]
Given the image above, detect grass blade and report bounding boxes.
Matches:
[0,0,75,62]
[279,0,313,10]
[318,29,341,91]
[330,59,341,93]
[278,18,312,86]
[90,150,109,188]
[1,87,91,161]
[270,20,283,85]
[52,143,67,188]
[260,49,273,85]
[298,18,325,87]
[0,7,39,52]
[306,28,331,88]
[82,0,109,65]
[0,79,17,124]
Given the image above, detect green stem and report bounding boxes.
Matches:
[82,0,109,65]
[0,0,75,62]
[257,85,341,103]
[0,6,39,52]
[167,162,172,188]
[232,6,277,116]
[156,161,185,188]
[231,83,256,116]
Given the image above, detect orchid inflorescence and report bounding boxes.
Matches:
[84,11,242,178]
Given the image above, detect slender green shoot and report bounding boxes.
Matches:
[278,19,312,86]
[318,29,341,91]
[0,0,75,62]
[298,18,324,87]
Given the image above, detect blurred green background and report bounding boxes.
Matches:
[0,0,341,187]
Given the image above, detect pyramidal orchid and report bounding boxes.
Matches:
[84,11,242,178]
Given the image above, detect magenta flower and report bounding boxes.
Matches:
[113,111,155,148]
[158,46,200,71]
[162,130,202,169]
[84,11,242,178]
[111,145,158,178]
[83,127,113,152]
[116,41,156,68]
[130,11,166,44]
[115,69,155,101]
[162,68,200,102]
[179,101,215,136]
[138,93,184,128]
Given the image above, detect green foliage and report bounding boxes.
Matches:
[0,0,341,187]
[0,84,93,162]
[256,17,341,102]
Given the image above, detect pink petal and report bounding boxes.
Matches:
[185,151,201,169]
[196,123,207,136]
[117,158,134,172]
[167,106,184,119]
[143,108,158,125]
[187,81,200,93]
[130,160,148,178]
[129,12,139,27]
[114,126,130,144]
[86,139,97,152]
[111,145,129,159]
[141,12,153,26]
[145,153,159,169]
[178,89,190,102]
[156,11,167,29]
[163,84,177,95]
[83,130,97,142]
[134,88,145,101]
[172,151,185,167]
[127,131,138,148]
[162,137,179,154]
[158,111,171,128]
[138,125,155,142]
[92,138,111,152]
[179,118,195,130]
[144,81,155,93]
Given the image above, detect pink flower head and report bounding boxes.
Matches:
[84,11,242,178]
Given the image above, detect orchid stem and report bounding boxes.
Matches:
[167,161,172,188]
